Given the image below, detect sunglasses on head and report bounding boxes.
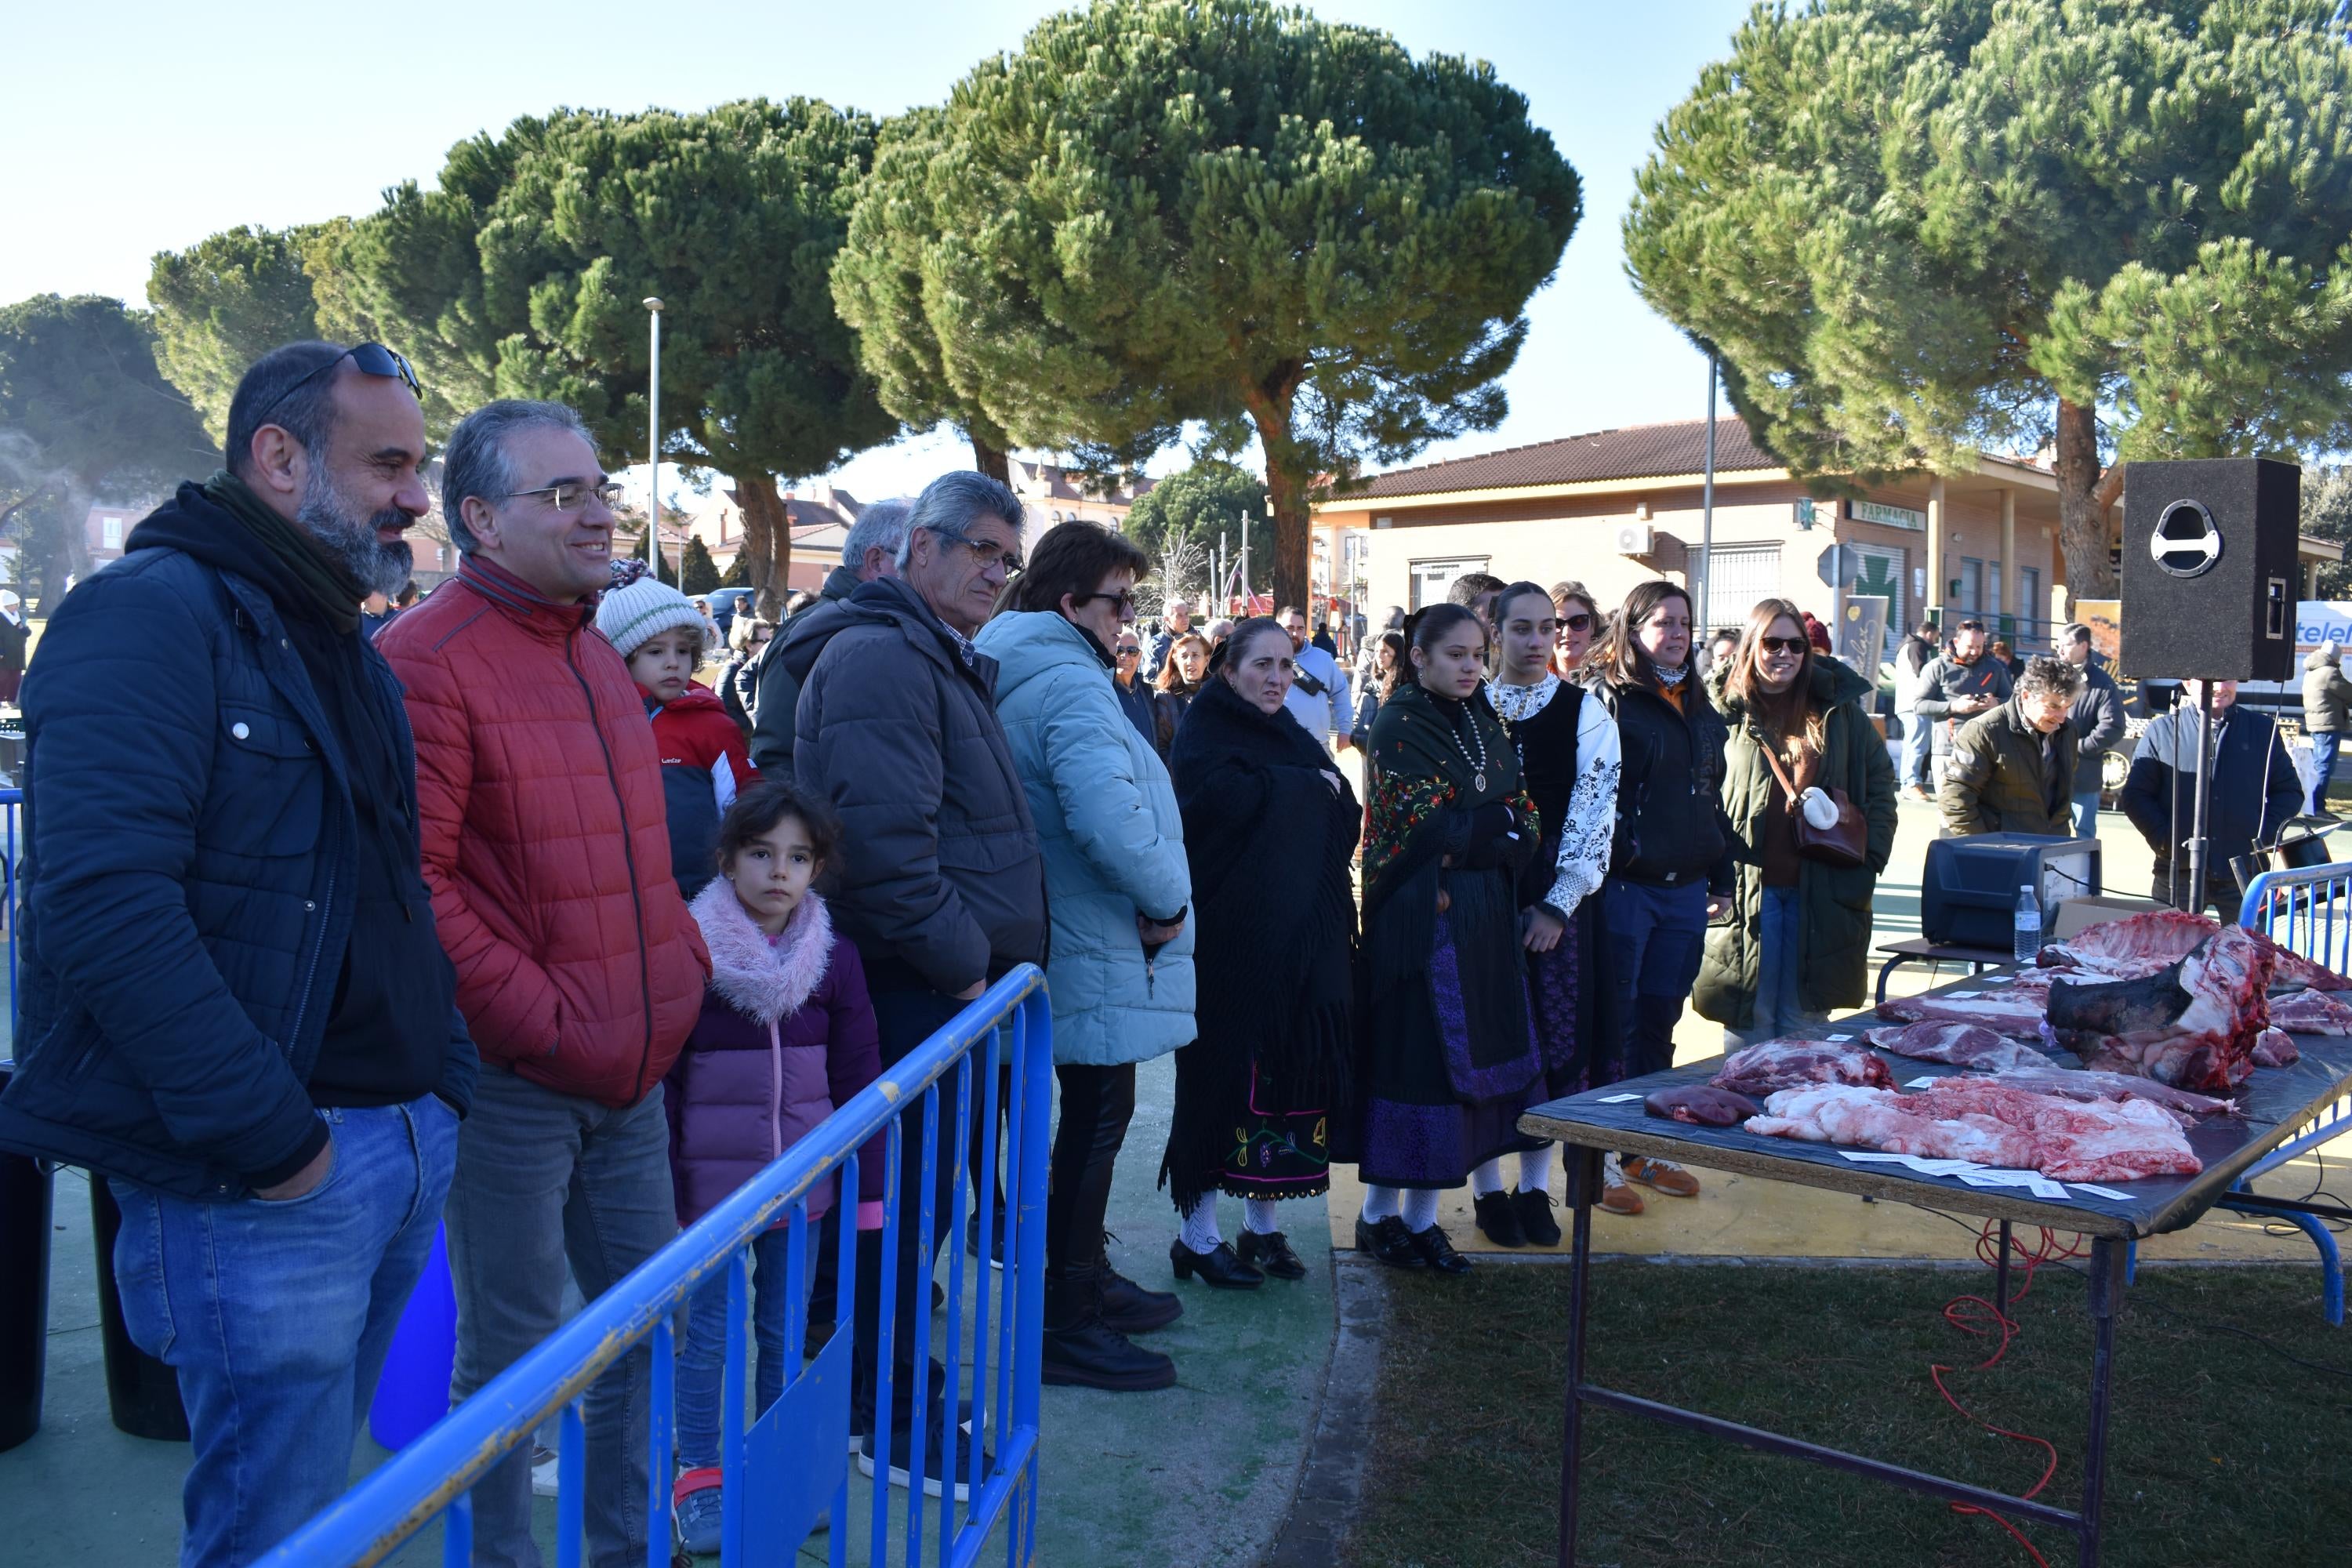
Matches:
[1759,635,1809,655]
[254,343,421,428]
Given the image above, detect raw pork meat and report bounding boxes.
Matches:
[1974,1065,2238,1120]
[1874,989,2050,1036]
[1644,1085,1763,1127]
[2043,909,2352,991]
[1865,1021,2047,1072]
[1913,1079,2202,1181]
[2252,1028,2301,1068]
[1711,1040,1896,1095]
[2048,926,2274,1093]
[1747,1085,2043,1168]
[2264,989,2352,1036]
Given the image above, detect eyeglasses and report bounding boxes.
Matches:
[1759,636,1809,655]
[500,480,623,513]
[1075,590,1140,618]
[934,528,1022,575]
[252,342,422,428]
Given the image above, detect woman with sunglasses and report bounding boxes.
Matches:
[1693,597,1896,1049]
[1548,582,1602,676]
[975,522,1194,1392]
[1470,583,1621,1247]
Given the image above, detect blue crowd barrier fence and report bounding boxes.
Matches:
[262,964,1054,1567]
[2232,862,2352,1325]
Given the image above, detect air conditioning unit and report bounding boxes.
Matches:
[1613,522,1654,557]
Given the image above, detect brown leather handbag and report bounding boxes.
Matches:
[1759,740,1868,869]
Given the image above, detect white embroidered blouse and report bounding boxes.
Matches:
[1487,673,1622,920]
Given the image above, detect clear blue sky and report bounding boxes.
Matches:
[1,0,1756,497]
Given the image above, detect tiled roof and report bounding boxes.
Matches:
[1350,419,1777,499]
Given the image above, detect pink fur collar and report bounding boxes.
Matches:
[689,880,834,1025]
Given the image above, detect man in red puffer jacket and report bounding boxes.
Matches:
[376,399,708,1568]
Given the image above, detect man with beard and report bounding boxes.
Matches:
[0,341,474,1566]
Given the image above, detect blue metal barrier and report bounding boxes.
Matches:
[3,786,18,1043]
[2236,863,2352,1324]
[262,964,1053,1567]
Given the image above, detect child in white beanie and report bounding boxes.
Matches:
[597,561,758,896]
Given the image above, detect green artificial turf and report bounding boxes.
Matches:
[1347,1257,2352,1568]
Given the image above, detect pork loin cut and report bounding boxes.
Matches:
[1711,1040,1896,1096]
[1973,1065,2238,1120]
[1865,1021,2047,1072]
[1874,989,2049,1036]
[2264,989,2352,1036]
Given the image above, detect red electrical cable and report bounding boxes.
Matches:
[1926,1223,2087,1568]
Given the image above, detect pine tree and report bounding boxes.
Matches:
[832,0,1577,609]
[677,536,722,596]
[1625,0,2352,603]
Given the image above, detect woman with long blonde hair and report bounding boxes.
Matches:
[1694,597,1897,1046]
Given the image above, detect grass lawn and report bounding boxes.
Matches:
[1347,1256,2352,1568]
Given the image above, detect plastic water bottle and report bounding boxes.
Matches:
[2013,884,2042,964]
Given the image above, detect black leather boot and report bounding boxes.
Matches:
[1098,1240,1183,1333]
[1042,1268,1177,1392]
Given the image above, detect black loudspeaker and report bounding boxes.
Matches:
[2121,458,2299,682]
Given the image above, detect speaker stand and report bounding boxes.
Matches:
[2185,680,2216,909]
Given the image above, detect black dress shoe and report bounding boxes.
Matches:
[1100,1265,1184,1332]
[1408,1221,1472,1275]
[1168,1237,1263,1289]
[1514,1188,1563,1247]
[1236,1229,1307,1280]
[1042,1272,1177,1392]
[1354,1214,1426,1269]
[1472,1190,1526,1247]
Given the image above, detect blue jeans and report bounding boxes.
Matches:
[1602,878,1711,1080]
[109,1095,459,1568]
[1725,885,1824,1047]
[1902,710,1934,790]
[2071,786,2103,839]
[445,1067,677,1568]
[676,1225,797,1469]
[2310,731,2340,816]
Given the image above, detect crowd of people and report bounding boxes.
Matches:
[0,336,2332,1566]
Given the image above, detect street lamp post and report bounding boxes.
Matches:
[644,297,664,582]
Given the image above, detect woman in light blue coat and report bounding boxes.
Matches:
[975,521,1195,1393]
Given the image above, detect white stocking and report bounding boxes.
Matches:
[1181,1195,1222,1254]
[1469,1157,1507,1198]
[1518,1144,1555,1195]
[1359,1185,1402,1225]
[1243,1198,1281,1236]
[1400,1189,1441,1234]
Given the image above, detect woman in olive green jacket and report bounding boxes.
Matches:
[1693,600,1899,1043]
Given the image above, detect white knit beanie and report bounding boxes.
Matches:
[596,561,708,659]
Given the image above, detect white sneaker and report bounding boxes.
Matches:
[530,1444,560,1497]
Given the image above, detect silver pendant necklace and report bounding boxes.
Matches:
[1447,705,1490,793]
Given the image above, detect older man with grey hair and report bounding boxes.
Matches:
[788,468,1042,1497]
[377,398,708,1568]
[746,495,910,771]
[1145,595,1193,681]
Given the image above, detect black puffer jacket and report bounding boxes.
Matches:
[747,563,862,773]
[792,575,1047,996]
[1584,668,1734,889]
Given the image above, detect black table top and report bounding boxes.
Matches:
[1519,967,2352,1240]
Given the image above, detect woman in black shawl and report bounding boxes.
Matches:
[1162,619,1359,1287]
[1343,603,1541,1275]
